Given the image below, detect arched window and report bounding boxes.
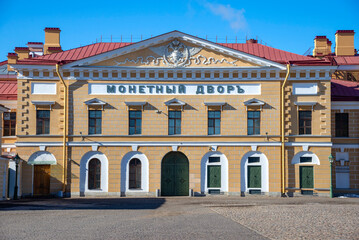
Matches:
[129,158,141,189]
[88,158,101,190]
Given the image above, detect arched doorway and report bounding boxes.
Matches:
[161,152,189,196]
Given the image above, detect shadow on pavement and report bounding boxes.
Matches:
[0,198,166,211]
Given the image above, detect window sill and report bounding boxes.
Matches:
[86,189,103,192]
[2,136,16,139]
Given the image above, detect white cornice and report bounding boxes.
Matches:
[285,142,332,147]
[14,141,334,148]
[16,141,282,147]
[337,65,359,71]
[332,101,359,108]
[333,144,359,149]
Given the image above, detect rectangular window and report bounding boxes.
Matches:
[300,157,312,163]
[208,157,220,163]
[3,112,16,136]
[248,157,260,163]
[335,113,349,137]
[88,110,102,135]
[247,111,260,135]
[208,110,221,135]
[36,110,50,135]
[168,111,181,135]
[299,111,312,135]
[129,110,142,135]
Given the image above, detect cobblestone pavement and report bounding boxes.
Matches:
[0,196,358,240]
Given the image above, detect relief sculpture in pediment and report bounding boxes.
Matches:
[114,39,238,67]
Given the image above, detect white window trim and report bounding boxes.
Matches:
[121,152,149,193]
[80,151,108,194]
[240,151,269,193]
[201,151,228,194]
[291,151,320,165]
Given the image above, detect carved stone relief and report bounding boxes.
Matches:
[114,39,238,67]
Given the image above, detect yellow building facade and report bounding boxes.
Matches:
[10,30,337,197]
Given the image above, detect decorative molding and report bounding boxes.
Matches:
[294,101,317,111]
[91,145,99,151]
[292,83,318,95]
[302,145,309,151]
[333,144,359,149]
[31,101,56,110]
[59,31,287,70]
[285,142,332,147]
[210,145,217,151]
[132,145,138,151]
[16,141,282,147]
[172,145,178,151]
[84,98,107,110]
[331,102,359,111]
[39,145,46,151]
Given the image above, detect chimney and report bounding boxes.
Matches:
[27,42,44,56]
[313,36,331,57]
[7,53,18,71]
[14,47,30,60]
[335,30,355,56]
[246,39,258,44]
[44,27,62,54]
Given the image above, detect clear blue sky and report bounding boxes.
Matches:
[0,0,358,59]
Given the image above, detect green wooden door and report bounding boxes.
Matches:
[161,152,189,196]
[207,165,221,188]
[248,166,261,188]
[300,166,314,188]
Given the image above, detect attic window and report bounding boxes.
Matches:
[84,98,107,110]
[243,98,266,111]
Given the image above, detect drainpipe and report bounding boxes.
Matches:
[55,64,68,195]
[281,63,290,196]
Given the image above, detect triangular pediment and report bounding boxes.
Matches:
[244,98,266,106]
[164,98,186,106]
[63,31,285,70]
[84,98,107,106]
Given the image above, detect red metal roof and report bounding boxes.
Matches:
[333,56,359,65]
[331,79,359,101]
[0,60,7,66]
[0,81,17,100]
[219,43,320,64]
[16,41,326,66]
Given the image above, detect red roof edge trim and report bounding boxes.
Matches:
[28,42,43,45]
[48,47,62,50]
[45,27,60,31]
[315,36,327,39]
[336,30,354,34]
[15,47,29,51]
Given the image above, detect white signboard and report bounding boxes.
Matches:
[89,83,261,95]
[31,82,57,95]
[292,83,318,95]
